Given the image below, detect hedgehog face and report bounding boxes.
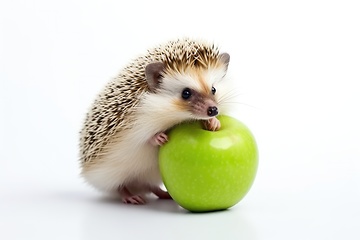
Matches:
[161,65,228,120]
[145,51,230,123]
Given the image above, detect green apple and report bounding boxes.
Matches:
[159,115,258,212]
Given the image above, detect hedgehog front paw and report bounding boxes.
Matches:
[203,117,221,131]
[149,132,168,146]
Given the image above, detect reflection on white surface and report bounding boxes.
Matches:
[82,198,256,240]
[0,186,256,240]
[1,176,359,240]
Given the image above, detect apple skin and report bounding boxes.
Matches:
[159,115,258,212]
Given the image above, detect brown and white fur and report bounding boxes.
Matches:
[80,39,231,204]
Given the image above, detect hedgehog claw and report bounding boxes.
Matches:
[149,132,168,146]
[122,195,146,204]
[118,186,146,204]
[204,117,221,131]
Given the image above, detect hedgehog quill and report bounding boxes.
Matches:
[80,38,232,204]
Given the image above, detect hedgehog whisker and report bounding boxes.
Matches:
[217,89,258,110]
[217,89,241,103]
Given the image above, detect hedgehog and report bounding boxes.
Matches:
[79,38,231,204]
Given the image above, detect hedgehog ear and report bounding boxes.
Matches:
[145,62,165,92]
[219,53,230,71]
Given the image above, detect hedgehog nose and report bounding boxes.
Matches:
[207,106,218,117]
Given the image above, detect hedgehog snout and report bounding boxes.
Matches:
[207,106,218,117]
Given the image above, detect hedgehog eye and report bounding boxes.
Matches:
[182,88,192,100]
[211,86,216,95]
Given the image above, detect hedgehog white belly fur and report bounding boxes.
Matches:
[80,38,231,204]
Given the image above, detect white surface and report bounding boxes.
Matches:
[1,0,360,239]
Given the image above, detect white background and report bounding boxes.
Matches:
[1,0,359,239]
